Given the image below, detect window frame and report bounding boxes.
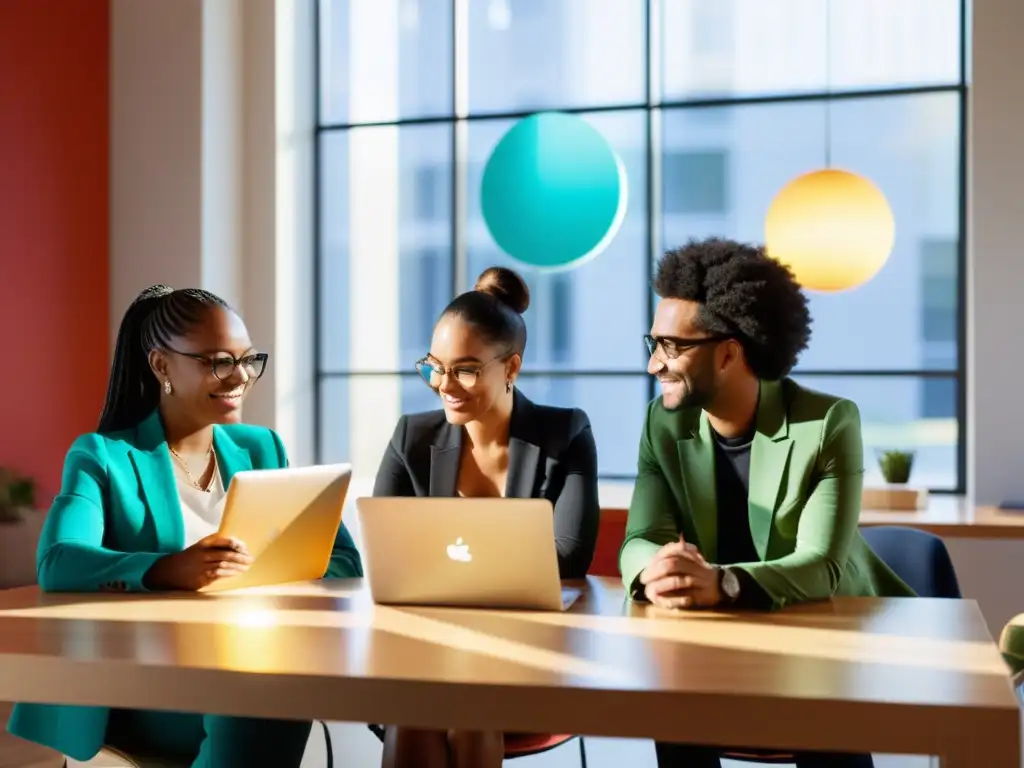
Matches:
[312,0,969,491]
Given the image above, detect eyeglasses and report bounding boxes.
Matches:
[415,353,509,389]
[644,334,730,360]
[167,348,268,381]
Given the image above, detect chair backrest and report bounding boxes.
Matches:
[860,525,962,598]
[588,516,625,577]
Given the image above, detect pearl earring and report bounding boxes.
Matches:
[164,380,173,395]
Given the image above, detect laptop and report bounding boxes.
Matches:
[355,496,580,611]
[200,463,352,593]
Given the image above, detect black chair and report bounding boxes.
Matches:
[860,525,962,598]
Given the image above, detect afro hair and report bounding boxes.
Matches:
[653,237,812,380]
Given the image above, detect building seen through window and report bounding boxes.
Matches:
[316,0,965,489]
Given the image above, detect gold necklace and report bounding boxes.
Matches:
[169,446,217,493]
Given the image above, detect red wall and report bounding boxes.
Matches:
[0,1,110,501]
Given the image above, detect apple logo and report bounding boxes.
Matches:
[446,537,472,563]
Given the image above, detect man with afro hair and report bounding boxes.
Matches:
[620,239,913,767]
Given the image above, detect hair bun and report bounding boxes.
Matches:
[474,266,530,314]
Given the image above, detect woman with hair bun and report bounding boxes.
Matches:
[371,266,601,768]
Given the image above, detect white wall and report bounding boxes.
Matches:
[109,0,314,464]
[110,0,206,328]
[968,0,1024,506]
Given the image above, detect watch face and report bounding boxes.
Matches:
[722,568,741,600]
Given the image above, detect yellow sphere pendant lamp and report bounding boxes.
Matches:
[764,1,895,293]
[765,168,895,293]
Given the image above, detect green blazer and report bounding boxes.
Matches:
[7,411,363,760]
[619,378,913,609]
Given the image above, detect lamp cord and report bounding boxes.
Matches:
[824,0,832,168]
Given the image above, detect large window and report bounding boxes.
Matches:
[315,0,967,490]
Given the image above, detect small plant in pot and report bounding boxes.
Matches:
[0,467,35,523]
[877,449,915,485]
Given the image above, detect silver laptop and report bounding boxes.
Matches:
[355,497,580,611]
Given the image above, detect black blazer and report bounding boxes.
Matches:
[372,389,600,578]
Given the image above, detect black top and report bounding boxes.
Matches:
[712,428,759,566]
[712,426,772,609]
[372,388,601,579]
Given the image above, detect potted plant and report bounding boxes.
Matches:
[877,449,914,485]
[0,467,35,523]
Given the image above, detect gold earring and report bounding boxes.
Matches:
[506,380,512,394]
[164,380,172,395]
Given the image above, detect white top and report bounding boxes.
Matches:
[173,460,228,547]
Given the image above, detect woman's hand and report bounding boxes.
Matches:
[143,534,252,591]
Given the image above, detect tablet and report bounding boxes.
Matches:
[200,463,351,593]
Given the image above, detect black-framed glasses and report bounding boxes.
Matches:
[415,352,510,390]
[644,334,730,360]
[167,348,268,381]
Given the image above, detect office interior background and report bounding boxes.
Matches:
[315,0,966,492]
[4,1,1024,766]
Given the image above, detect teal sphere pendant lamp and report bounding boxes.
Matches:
[480,112,628,270]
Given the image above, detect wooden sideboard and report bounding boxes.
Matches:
[589,483,1024,578]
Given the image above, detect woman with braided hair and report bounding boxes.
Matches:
[7,285,362,766]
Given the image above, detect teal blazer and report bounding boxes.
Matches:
[7,411,363,760]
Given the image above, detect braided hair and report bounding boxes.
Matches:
[98,286,230,433]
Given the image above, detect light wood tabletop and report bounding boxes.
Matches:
[0,579,1017,765]
[597,482,1024,539]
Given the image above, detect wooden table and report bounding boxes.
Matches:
[0,579,1017,765]
[598,483,1024,539]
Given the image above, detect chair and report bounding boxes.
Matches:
[588,515,626,578]
[503,733,587,765]
[65,720,334,768]
[497,515,619,765]
[500,527,636,766]
[65,747,186,767]
[860,525,962,598]
[367,725,587,766]
[716,525,961,765]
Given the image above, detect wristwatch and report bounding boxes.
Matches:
[718,566,742,605]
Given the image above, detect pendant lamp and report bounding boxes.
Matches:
[764,4,895,293]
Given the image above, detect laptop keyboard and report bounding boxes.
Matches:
[560,587,582,610]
